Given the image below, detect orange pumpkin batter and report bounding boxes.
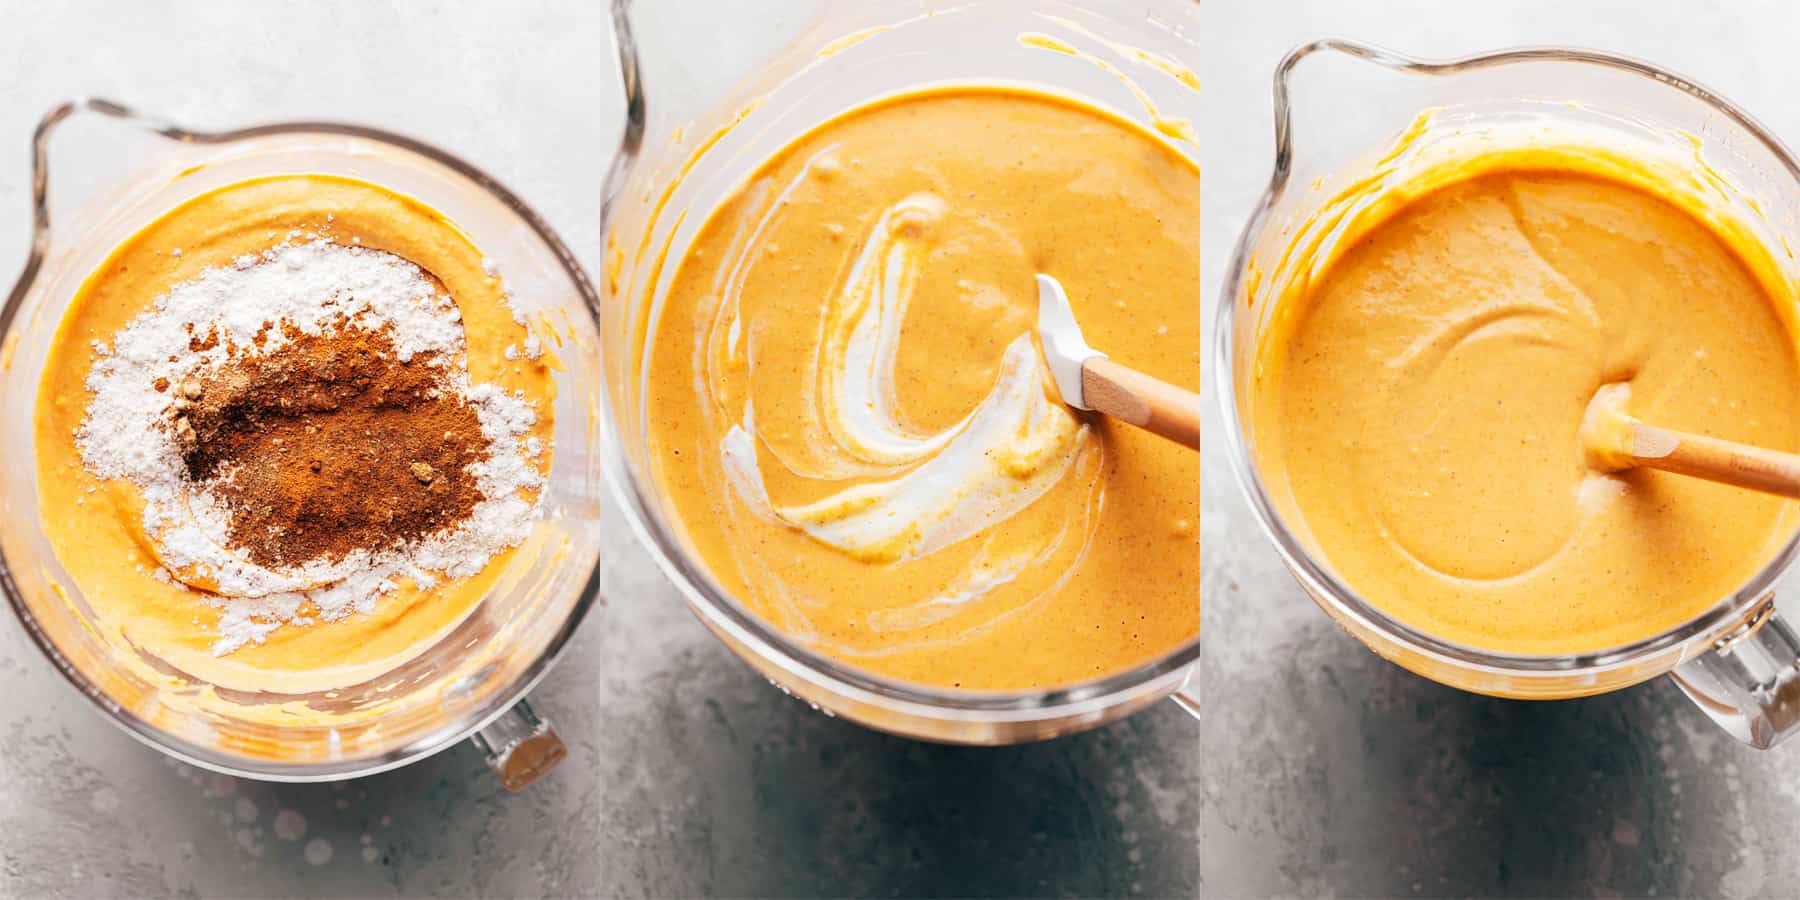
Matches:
[34,175,556,694]
[1253,149,1800,655]
[645,88,1199,690]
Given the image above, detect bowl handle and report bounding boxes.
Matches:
[1170,666,1201,720]
[471,697,567,791]
[1669,594,1800,749]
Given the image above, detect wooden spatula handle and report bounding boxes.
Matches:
[1627,424,1800,499]
[1081,357,1200,449]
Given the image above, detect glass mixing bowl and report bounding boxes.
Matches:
[599,0,1202,743]
[1218,40,1800,749]
[0,100,605,785]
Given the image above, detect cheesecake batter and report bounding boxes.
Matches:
[1253,149,1800,655]
[34,175,556,693]
[645,88,1199,690]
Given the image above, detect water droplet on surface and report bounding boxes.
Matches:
[304,838,333,866]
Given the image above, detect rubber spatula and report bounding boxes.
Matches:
[1583,382,1800,498]
[1034,273,1200,449]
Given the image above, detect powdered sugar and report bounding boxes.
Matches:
[78,241,546,655]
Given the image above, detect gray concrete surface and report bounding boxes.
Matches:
[1,2,1198,898]
[594,536,1199,899]
[1198,1,1800,897]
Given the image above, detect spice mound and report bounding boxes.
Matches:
[79,240,545,654]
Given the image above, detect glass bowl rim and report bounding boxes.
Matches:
[595,6,1199,723]
[0,98,605,780]
[600,415,1200,721]
[1214,39,1800,677]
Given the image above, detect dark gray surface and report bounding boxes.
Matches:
[0,614,603,898]
[595,531,1202,899]
[1196,568,1800,897]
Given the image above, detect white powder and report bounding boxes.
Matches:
[502,336,543,363]
[78,241,546,655]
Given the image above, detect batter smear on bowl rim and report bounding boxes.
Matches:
[644,87,1199,690]
[35,175,556,693]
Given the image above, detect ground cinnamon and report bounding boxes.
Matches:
[173,318,488,568]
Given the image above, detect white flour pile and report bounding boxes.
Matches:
[78,240,546,654]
